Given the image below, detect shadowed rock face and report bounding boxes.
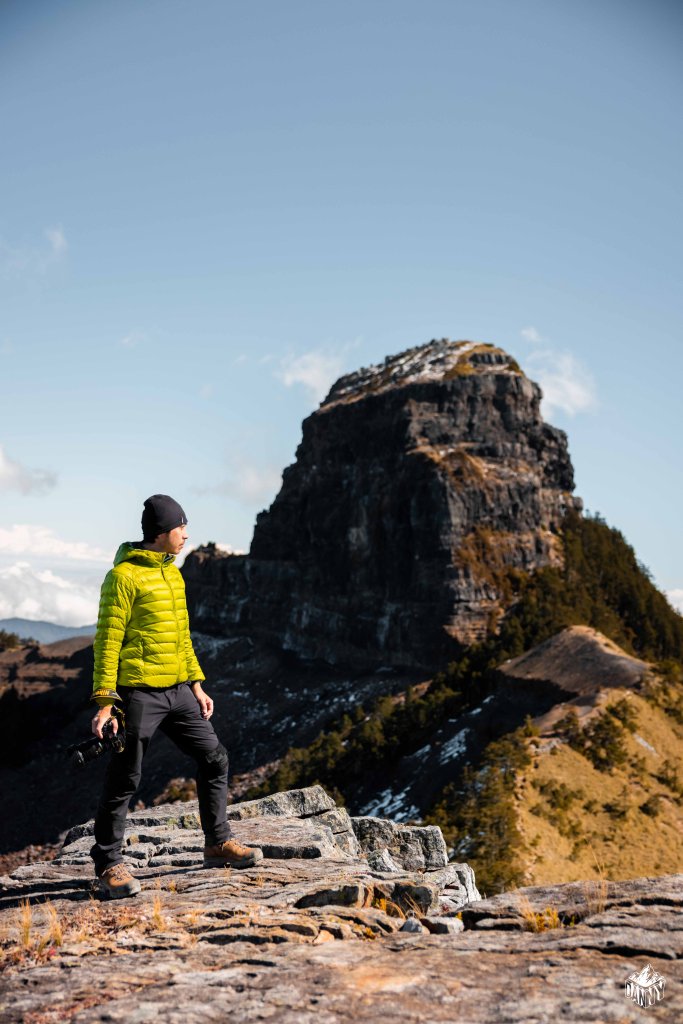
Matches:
[0,634,429,861]
[185,340,582,669]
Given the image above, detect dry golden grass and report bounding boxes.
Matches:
[43,903,63,947]
[581,843,610,916]
[19,899,32,949]
[398,892,429,919]
[181,908,204,927]
[371,895,406,920]
[1,889,205,972]
[517,690,683,884]
[517,896,564,933]
[151,894,166,930]
[582,877,608,917]
[442,360,475,379]
[2,899,72,970]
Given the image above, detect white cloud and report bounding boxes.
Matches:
[0,562,99,627]
[195,460,283,507]
[526,350,597,418]
[45,225,67,256]
[214,542,246,555]
[0,444,57,495]
[518,328,596,417]
[120,330,145,348]
[666,589,683,615]
[0,225,68,276]
[276,348,347,404]
[0,525,110,562]
[225,464,283,504]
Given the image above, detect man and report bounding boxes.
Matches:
[89,493,262,899]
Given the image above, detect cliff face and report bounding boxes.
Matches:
[185,339,581,669]
[187,339,581,667]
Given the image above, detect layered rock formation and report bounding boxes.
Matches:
[0,634,428,864]
[184,339,582,669]
[1,788,681,1022]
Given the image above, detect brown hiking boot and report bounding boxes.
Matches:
[203,839,264,869]
[97,862,142,899]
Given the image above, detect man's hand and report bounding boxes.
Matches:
[190,682,213,720]
[92,705,118,739]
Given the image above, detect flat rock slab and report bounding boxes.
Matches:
[1,788,681,1022]
[56,815,351,868]
[225,785,336,820]
[461,874,683,930]
[2,934,681,1023]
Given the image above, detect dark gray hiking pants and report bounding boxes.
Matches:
[89,681,231,874]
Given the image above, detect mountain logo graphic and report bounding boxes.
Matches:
[625,963,666,1007]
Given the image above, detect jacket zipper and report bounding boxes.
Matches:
[161,556,181,679]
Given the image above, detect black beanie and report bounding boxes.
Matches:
[141,494,188,541]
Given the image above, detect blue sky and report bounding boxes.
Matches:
[1,0,681,625]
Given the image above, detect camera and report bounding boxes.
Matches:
[66,708,126,768]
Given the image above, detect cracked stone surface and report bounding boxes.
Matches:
[1,787,680,1022]
[351,815,449,871]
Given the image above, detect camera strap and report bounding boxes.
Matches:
[111,706,126,728]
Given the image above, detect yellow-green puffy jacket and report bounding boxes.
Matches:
[91,542,204,706]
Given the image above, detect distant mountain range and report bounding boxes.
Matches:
[0,618,96,644]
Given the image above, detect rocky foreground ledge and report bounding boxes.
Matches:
[1,787,681,1023]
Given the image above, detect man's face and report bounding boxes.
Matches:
[156,524,188,555]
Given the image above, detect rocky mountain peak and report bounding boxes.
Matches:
[321,339,523,409]
[184,338,582,669]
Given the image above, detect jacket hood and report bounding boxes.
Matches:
[113,542,175,568]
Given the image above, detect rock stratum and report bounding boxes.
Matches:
[1,787,681,1022]
[184,339,582,668]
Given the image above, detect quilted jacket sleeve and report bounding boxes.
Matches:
[91,569,136,705]
[184,619,205,683]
